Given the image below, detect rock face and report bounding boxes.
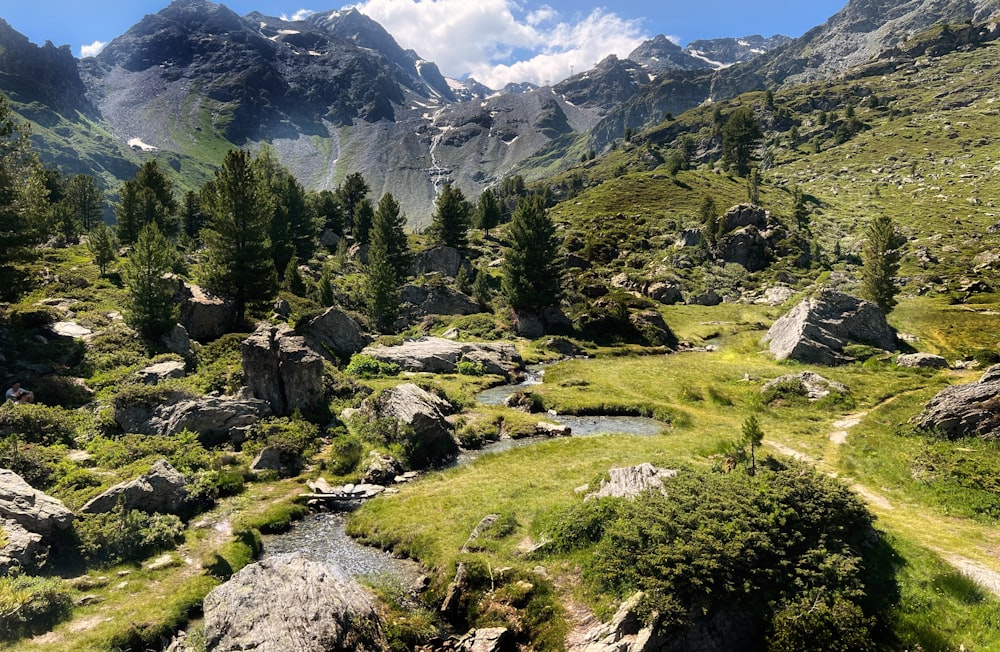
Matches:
[115,392,271,443]
[398,283,481,324]
[361,383,457,468]
[712,204,787,272]
[203,553,388,652]
[762,290,896,365]
[512,307,573,338]
[913,365,1000,439]
[242,323,325,417]
[361,337,523,379]
[570,591,663,652]
[176,281,235,342]
[0,469,74,538]
[897,352,949,369]
[761,371,849,401]
[585,464,679,501]
[410,245,472,278]
[0,518,45,571]
[302,306,372,360]
[81,459,188,515]
[138,360,186,385]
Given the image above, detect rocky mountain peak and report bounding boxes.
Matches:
[628,35,708,73]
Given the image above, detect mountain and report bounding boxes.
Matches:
[685,35,792,68]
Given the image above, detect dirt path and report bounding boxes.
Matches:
[940,554,1000,600]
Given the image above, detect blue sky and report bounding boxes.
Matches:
[1,1,847,87]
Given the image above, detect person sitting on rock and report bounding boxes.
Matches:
[5,382,34,404]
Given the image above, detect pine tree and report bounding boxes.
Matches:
[699,195,718,246]
[472,267,492,307]
[501,196,563,312]
[181,190,206,240]
[0,96,49,299]
[284,256,307,296]
[860,213,902,313]
[65,174,104,232]
[721,106,762,177]
[475,188,501,237]
[354,198,374,246]
[429,183,471,248]
[793,187,810,231]
[309,189,343,236]
[318,271,335,307]
[365,192,411,332]
[201,149,278,326]
[115,161,178,243]
[741,415,764,476]
[89,222,119,276]
[122,223,177,339]
[371,192,411,280]
[255,147,316,275]
[336,172,369,236]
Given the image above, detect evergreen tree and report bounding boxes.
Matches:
[181,190,206,240]
[747,167,761,205]
[429,183,471,248]
[501,196,563,312]
[0,96,50,299]
[721,106,762,177]
[309,189,343,236]
[52,200,81,245]
[318,271,335,307]
[336,172,369,236]
[122,223,177,339]
[255,147,316,275]
[793,187,810,231]
[741,415,764,476]
[371,192,410,280]
[115,161,178,243]
[65,174,104,232]
[89,222,119,276]
[860,213,902,313]
[472,267,492,307]
[475,188,501,237]
[365,192,411,332]
[699,195,719,246]
[201,149,278,326]
[284,256,307,296]
[354,197,374,246]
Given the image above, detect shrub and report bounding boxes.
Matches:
[328,430,365,475]
[85,430,212,475]
[456,359,486,376]
[0,574,73,642]
[76,505,185,566]
[345,354,401,378]
[0,403,81,446]
[190,332,250,394]
[0,437,66,489]
[246,417,320,459]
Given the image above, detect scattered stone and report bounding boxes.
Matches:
[535,421,571,437]
[897,353,949,369]
[913,365,1000,439]
[458,627,513,652]
[687,290,721,306]
[0,469,74,536]
[757,285,795,306]
[646,282,684,305]
[145,553,179,571]
[176,281,235,342]
[761,371,849,401]
[137,360,186,385]
[203,554,388,652]
[584,463,679,501]
[49,321,93,339]
[762,289,896,365]
[242,322,325,417]
[301,306,373,360]
[361,337,523,379]
[544,337,582,357]
[361,451,404,485]
[81,459,188,515]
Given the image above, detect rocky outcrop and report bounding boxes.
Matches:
[360,383,457,468]
[361,337,523,379]
[512,307,573,338]
[398,283,481,324]
[176,281,235,342]
[81,459,188,515]
[897,353,949,369]
[203,553,388,652]
[458,627,513,652]
[137,360,186,384]
[762,290,896,365]
[116,392,271,443]
[584,464,679,501]
[712,204,788,272]
[913,365,1000,439]
[250,447,302,478]
[242,323,325,417]
[761,371,849,401]
[570,592,663,652]
[302,306,372,360]
[0,469,73,569]
[410,245,472,278]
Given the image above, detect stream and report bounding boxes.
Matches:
[263,362,668,582]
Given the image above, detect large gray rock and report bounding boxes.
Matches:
[512,307,573,338]
[137,360,186,385]
[398,283,481,324]
[913,365,1000,439]
[204,553,388,652]
[302,306,372,360]
[0,469,74,536]
[410,245,472,278]
[242,323,325,417]
[176,281,235,342]
[762,290,896,365]
[361,337,523,379]
[719,203,768,233]
[584,464,678,501]
[0,518,45,571]
[116,392,271,443]
[361,383,457,468]
[897,352,949,369]
[716,225,771,271]
[761,371,849,401]
[570,591,663,652]
[81,459,188,515]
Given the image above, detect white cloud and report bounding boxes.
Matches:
[282,9,317,21]
[350,0,647,88]
[80,40,106,58]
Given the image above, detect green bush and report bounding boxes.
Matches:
[0,574,73,642]
[0,403,81,446]
[542,464,898,648]
[328,430,365,475]
[456,359,486,376]
[345,354,401,378]
[85,430,213,475]
[246,417,319,460]
[190,332,250,394]
[76,505,185,566]
[0,437,66,489]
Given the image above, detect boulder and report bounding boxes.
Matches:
[361,451,404,485]
[913,365,1000,439]
[761,371,849,401]
[398,283,481,323]
[117,394,270,443]
[250,447,302,478]
[459,627,513,652]
[687,290,721,306]
[361,384,457,468]
[628,310,678,347]
[762,290,896,365]
[0,469,74,536]
[242,323,325,417]
[757,285,795,306]
[176,281,235,342]
[137,360,186,385]
[585,463,678,501]
[410,245,471,278]
[719,203,768,233]
[0,518,45,571]
[570,591,663,652]
[81,459,188,515]
[203,554,388,652]
[361,337,523,379]
[646,282,683,305]
[161,323,193,357]
[897,353,949,369]
[716,225,771,271]
[302,306,372,360]
[675,228,703,248]
[319,229,341,249]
